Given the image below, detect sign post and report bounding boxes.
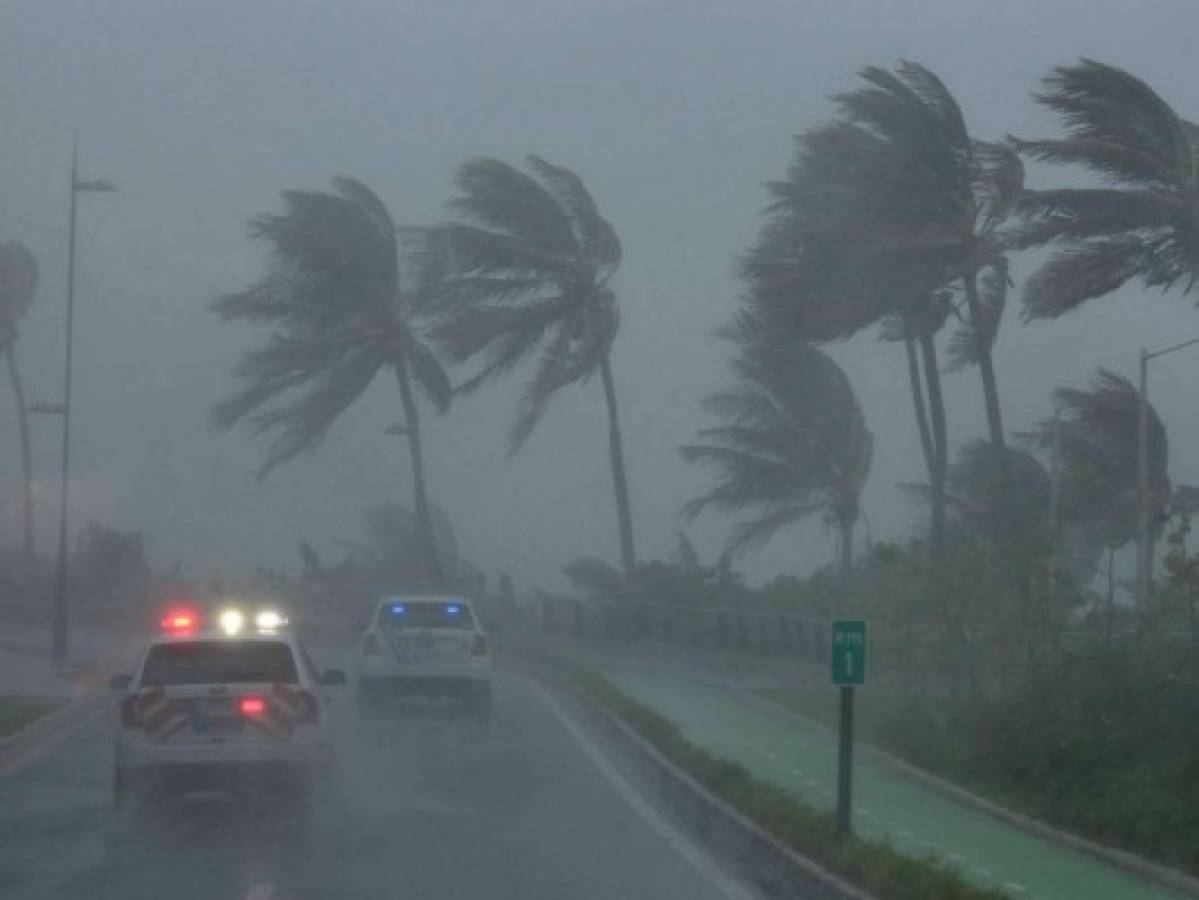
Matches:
[830,619,867,837]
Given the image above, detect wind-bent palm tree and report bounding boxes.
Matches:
[0,242,39,566]
[681,316,873,584]
[1024,369,1169,624]
[830,62,1023,451]
[212,178,451,585]
[1011,59,1199,318]
[435,156,636,574]
[742,107,950,548]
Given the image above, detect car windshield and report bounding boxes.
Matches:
[141,641,298,686]
[378,602,476,630]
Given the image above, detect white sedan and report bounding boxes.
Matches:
[356,595,492,719]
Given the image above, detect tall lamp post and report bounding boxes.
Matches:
[1135,337,1199,615]
[50,138,115,661]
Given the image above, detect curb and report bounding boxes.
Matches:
[0,688,107,774]
[518,660,877,900]
[740,687,1199,899]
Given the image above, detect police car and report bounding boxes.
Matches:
[110,605,345,811]
[356,595,492,719]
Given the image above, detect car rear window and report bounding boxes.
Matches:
[141,640,298,686]
[377,601,476,630]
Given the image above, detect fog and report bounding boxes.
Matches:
[2,0,1197,591]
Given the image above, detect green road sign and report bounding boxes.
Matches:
[831,619,867,686]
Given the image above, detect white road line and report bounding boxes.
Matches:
[0,703,107,776]
[525,678,760,900]
[245,885,276,900]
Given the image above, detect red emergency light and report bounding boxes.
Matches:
[161,606,198,635]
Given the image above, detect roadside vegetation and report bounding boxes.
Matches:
[567,663,1008,900]
[0,697,57,740]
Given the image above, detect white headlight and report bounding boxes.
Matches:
[218,608,244,635]
[255,610,287,631]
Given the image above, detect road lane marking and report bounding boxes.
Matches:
[525,677,759,900]
[245,885,276,900]
[0,702,107,775]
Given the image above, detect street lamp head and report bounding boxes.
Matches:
[73,178,116,193]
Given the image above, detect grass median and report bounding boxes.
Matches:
[0,697,59,740]
[566,663,1008,900]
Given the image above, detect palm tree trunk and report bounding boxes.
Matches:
[839,508,855,610]
[918,332,948,553]
[962,272,1005,450]
[1106,545,1116,642]
[905,330,935,477]
[599,354,637,576]
[5,347,35,566]
[393,362,444,587]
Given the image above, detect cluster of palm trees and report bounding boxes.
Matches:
[215,57,1199,602]
[685,58,1195,601]
[214,161,635,588]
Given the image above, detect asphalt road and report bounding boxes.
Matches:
[0,653,754,900]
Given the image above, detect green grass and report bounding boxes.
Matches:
[566,664,1008,900]
[0,697,57,739]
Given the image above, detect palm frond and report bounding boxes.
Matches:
[451,158,579,258]
[525,155,622,277]
[1022,235,1175,319]
[1025,58,1190,187]
[397,328,451,414]
[509,299,617,452]
[946,261,1007,370]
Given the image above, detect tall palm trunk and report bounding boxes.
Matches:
[962,272,1005,450]
[394,362,444,587]
[917,331,948,553]
[5,347,35,566]
[905,331,935,477]
[838,508,856,610]
[599,354,636,576]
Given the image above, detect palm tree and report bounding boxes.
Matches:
[829,62,1023,452]
[434,156,636,574]
[1011,59,1199,317]
[681,316,873,588]
[1024,369,1170,627]
[742,111,951,548]
[212,178,451,585]
[0,242,39,566]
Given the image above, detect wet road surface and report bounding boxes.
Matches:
[0,658,752,900]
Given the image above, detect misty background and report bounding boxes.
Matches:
[1,0,1196,591]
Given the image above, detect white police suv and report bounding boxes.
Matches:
[111,604,345,811]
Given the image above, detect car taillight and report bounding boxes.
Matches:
[471,634,489,657]
[120,695,143,728]
[239,696,267,717]
[364,634,381,656]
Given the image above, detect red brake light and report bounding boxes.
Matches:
[161,606,198,635]
[239,696,267,717]
[471,635,488,657]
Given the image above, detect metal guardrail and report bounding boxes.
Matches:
[535,596,833,664]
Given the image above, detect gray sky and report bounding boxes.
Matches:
[2,0,1198,592]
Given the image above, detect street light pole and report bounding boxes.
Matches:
[50,137,114,661]
[1134,336,1199,616]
